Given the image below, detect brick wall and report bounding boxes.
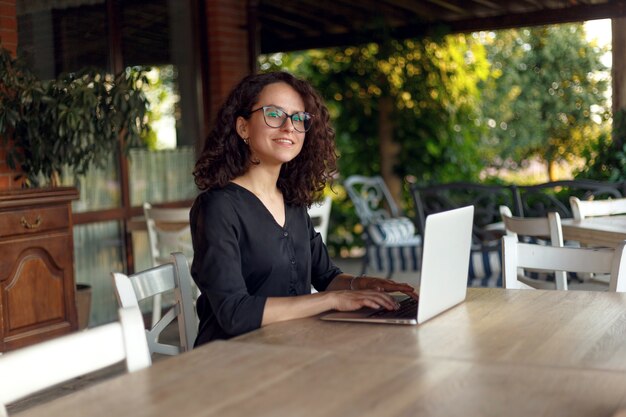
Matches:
[0,0,16,54]
[205,0,251,123]
[0,0,22,191]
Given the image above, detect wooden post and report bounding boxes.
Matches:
[378,95,402,208]
[613,16,626,149]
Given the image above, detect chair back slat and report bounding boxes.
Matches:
[503,236,626,291]
[570,196,626,220]
[130,264,177,300]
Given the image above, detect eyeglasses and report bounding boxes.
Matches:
[250,106,313,133]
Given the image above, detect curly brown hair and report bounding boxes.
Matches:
[193,71,337,206]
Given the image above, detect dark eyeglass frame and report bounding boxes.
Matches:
[249,106,313,133]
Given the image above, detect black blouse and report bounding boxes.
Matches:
[190,183,342,346]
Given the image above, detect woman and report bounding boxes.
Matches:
[191,71,416,346]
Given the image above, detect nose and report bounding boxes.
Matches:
[281,116,295,132]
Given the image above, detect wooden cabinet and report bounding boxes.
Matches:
[0,187,79,352]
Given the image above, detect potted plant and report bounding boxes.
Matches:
[0,45,150,187]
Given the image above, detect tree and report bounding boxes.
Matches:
[480,24,610,180]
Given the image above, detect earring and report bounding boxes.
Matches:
[243,137,249,145]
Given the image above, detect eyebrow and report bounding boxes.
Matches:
[265,104,306,114]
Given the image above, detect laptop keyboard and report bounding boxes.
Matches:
[369,296,418,319]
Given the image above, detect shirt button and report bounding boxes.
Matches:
[290,259,296,265]
[283,231,289,237]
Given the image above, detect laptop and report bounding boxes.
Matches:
[321,205,474,325]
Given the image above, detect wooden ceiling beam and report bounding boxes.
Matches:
[446,0,626,33]
[285,0,374,30]
[258,12,318,33]
[379,0,458,19]
[260,0,626,53]
[470,0,501,10]
[422,0,467,15]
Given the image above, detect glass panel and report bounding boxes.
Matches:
[73,221,125,326]
[129,146,198,205]
[52,2,108,73]
[121,0,203,149]
[132,229,153,272]
[143,65,180,150]
[122,0,201,205]
[121,0,170,67]
[61,153,121,213]
[17,1,108,78]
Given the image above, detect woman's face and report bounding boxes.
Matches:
[236,82,307,168]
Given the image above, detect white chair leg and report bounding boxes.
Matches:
[151,293,162,328]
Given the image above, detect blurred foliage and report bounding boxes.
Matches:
[141,65,179,150]
[480,24,610,180]
[576,108,626,181]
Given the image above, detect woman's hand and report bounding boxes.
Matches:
[351,276,418,300]
[324,274,418,311]
[330,290,399,312]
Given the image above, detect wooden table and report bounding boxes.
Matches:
[562,215,626,248]
[16,289,626,417]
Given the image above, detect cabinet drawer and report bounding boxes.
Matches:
[0,205,70,238]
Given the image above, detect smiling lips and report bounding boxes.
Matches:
[273,138,295,145]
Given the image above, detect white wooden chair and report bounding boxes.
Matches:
[308,196,332,243]
[143,202,195,326]
[112,252,198,356]
[502,235,626,292]
[499,205,567,290]
[0,306,150,417]
[570,196,626,220]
